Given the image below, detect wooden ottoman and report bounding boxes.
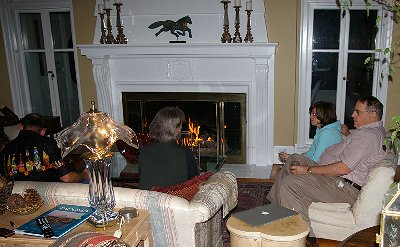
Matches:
[227,214,309,247]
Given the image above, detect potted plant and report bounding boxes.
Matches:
[387,115,400,155]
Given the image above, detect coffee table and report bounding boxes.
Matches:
[0,205,153,247]
[227,214,309,247]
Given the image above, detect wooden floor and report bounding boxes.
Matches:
[318,238,340,246]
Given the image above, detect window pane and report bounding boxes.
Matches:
[19,13,44,50]
[313,10,341,49]
[310,52,338,138]
[24,52,52,115]
[50,12,73,49]
[54,52,80,126]
[344,53,374,129]
[311,52,338,103]
[348,10,377,50]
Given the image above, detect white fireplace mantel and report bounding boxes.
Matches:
[79,42,277,166]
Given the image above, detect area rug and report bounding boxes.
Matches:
[222,181,273,246]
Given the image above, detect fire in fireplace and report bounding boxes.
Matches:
[122,92,246,164]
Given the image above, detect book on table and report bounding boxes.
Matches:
[15,204,95,239]
[232,203,298,227]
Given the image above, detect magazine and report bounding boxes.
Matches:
[15,204,95,239]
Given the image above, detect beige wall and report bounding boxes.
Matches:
[265,0,299,145]
[72,0,97,111]
[0,0,399,144]
[385,21,400,129]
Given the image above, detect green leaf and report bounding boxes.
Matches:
[375,48,382,52]
[384,48,391,55]
[364,57,371,64]
[376,15,381,27]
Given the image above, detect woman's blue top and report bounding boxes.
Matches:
[305,120,343,162]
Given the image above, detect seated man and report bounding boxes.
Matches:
[267,96,386,243]
[0,113,88,182]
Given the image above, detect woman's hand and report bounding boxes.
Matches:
[341,124,350,137]
[278,152,289,162]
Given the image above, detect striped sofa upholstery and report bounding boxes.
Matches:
[12,171,238,247]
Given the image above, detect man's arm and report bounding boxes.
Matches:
[60,168,89,183]
[290,161,351,177]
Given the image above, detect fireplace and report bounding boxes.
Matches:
[79,0,277,169]
[122,92,246,164]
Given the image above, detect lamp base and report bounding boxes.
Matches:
[87,210,120,228]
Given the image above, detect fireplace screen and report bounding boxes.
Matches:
[122,92,246,164]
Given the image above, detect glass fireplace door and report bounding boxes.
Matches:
[122,92,246,164]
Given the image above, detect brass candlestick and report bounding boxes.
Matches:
[233,6,242,43]
[114,2,127,44]
[99,12,107,44]
[104,8,115,44]
[244,9,254,43]
[221,1,232,43]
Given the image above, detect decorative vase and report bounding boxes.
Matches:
[85,155,118,227]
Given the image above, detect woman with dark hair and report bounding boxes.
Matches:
[138,107,199,190]
[279,101,342,163]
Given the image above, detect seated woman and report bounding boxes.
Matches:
[138,107,199,190]
[279,101,342,163]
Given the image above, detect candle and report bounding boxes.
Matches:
[235,0,241,7]
[104,0,111,9]
[246,1,252,10]
[114,0,121,3]
[98,4,105,14]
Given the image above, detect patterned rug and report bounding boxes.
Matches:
[222,181,273,246]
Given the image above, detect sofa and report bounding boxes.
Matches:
[309,151,398,241]
[12,171,238,247]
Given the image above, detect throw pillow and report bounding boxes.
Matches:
[152,172,213,201]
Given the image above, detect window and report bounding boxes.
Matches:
[0,0,81,127]
[297,0,393,151]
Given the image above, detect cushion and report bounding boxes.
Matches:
[152,172,213,201]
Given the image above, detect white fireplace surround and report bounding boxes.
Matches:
[79,0,277,169]
[80,43,276,166]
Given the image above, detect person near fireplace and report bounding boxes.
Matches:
[267,96,386,247]
[138,107,199,190]
[278,101,343,164]
[0,113,88,183]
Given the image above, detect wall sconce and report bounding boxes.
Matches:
[56,101,138,227]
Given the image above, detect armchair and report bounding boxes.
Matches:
[309,152,397,241]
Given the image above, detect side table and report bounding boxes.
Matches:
[227,214,309,247]
[0,205,153,247]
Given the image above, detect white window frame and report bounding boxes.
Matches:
[0,0,82,119]
[297,0,393,152]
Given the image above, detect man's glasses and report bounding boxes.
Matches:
[353,109,374,115]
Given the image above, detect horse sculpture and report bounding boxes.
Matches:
[148,15,192,39]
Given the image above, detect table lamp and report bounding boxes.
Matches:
[56,101,138,227]
[376,183,400,246]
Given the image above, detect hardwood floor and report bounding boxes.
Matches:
[318,238,340,246]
